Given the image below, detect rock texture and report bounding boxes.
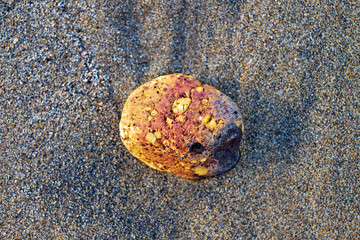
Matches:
[120,74,243,178]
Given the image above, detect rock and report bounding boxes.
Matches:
[120,74,244,179]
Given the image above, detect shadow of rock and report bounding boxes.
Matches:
[237,71,317,167]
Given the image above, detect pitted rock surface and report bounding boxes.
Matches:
[120,74,244,179]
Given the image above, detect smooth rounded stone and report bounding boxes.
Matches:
[120,74,244,179]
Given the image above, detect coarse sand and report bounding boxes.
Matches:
[0,1,359,239]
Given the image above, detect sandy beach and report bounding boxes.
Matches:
[1,1,359,238]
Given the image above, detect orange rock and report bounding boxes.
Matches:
[120,74,244,179]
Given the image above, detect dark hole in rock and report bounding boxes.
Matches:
[189,142,205,154]
[214,125,242,149]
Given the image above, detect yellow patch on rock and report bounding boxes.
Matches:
[202,115,212,125]
[203,115,217,131]
[154,132,162,139]
[172,98,191,114]
[166,117,173,127]
[151,110,158,116]
[207,118,217,131]
[176,115,185,123]
[146,133,156,144]
[202,99,208,104]
[194,166,208,176]
[235,120,243,127]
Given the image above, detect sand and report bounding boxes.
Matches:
[1,0,359,239]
